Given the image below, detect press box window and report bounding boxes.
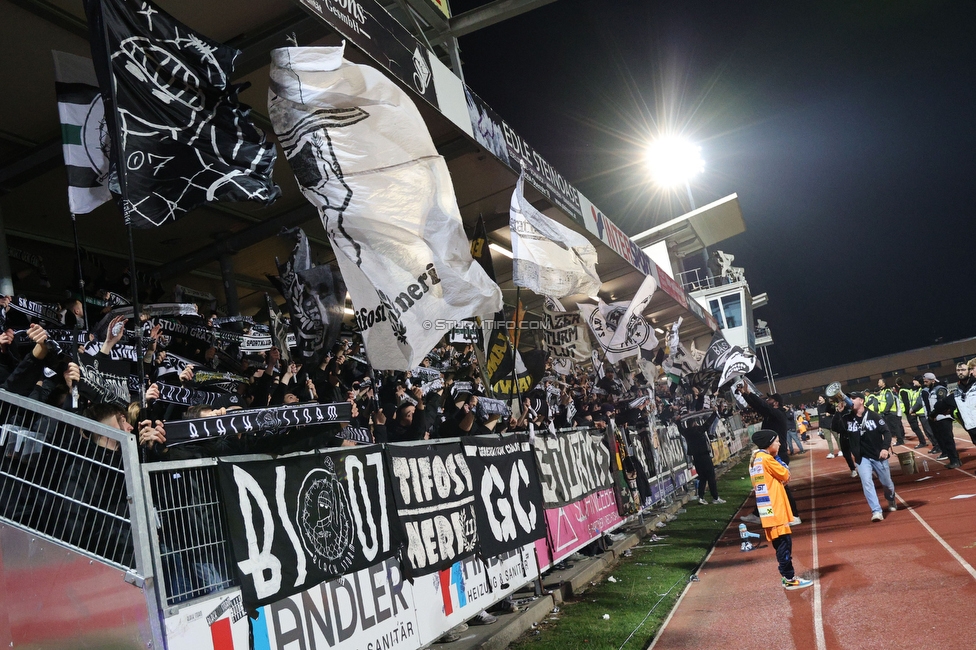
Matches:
[708,299,725,328]
[720,295,742,328]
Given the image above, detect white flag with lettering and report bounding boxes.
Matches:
[511,174,601,298]
[269,46,502,369]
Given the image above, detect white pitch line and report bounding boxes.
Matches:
[896,494,976,581]
[645,544,718,650]
[806,450,827,650]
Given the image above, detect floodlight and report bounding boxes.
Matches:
[645,137,704,188]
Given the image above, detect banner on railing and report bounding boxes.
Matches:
[533,429,612,507]
[216,447,404,609]
[255,545,539,650]
[386,443,478,576]
[461,434,546,557]
[534,488,624,571]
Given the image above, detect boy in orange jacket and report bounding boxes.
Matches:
[749,429,813,590]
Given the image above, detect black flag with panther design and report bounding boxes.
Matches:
[84,0,279,227]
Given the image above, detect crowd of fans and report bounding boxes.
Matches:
[0,293,756,452]
[0,289,761,587]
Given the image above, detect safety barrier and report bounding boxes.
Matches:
[0,390,152,576]
[143,457,238,607]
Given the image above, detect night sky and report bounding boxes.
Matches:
[449,0,976,378]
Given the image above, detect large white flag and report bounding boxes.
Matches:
[511,175,600,298]
[269,46,502,369]
[52,51,111,215]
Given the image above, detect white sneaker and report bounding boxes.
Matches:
[470,611,497,625]
[826,453,835,459]
[851,469,859,478]
[698,498,709,505]
[789,517,801,526]
[871,512,884,522]
[713,497,726,504]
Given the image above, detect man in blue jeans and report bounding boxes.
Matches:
[842,391,896,522]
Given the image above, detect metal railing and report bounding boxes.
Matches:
[0,390,152,577]
[677,268,715,292]
[143,457,239,607]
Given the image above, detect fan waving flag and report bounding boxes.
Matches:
[53,51,112,215]
[273,227,346,364]
[269,45,502,370]
[608,274,657,347]
[83,0,280,227]
[510,174,601,298]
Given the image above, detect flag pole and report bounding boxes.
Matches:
[98,6,146,409]
[506,286,525,410]
[69,213,89,330]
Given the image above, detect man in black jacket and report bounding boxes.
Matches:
[829,398,859,478]
[678,411,726,505]
[739,384,792,466]
[933,362,976,447]
[842,391,896,521]
[921,372,960,469]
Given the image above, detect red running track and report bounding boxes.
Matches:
[650,424,976,650]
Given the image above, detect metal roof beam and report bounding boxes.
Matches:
[432,0,561,45]
[226,9,328,78]
[7,0,89,40]
[0,139,62,194]
[152,203,319,281]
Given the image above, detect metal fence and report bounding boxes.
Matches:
[0,390,151,575]
[143,457,239,607]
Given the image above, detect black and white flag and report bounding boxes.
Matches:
[578,296,659,364]
[216,447,403,609]
[83,0,280,227]
[542,297,590,375]
[387,443,478,576]
[533,430,612,507]
[266,295,292,366]
[52,51,112,214]
[702,331,757,389]
[268,45,501,370]
[660,318,688,381]
[273,227,345,364]
[461,434,546,557]
[510,174,600,299]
